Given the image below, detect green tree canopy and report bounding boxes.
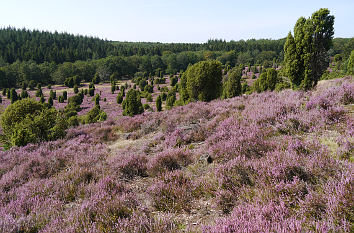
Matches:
[181,60,222,102]
[284,8,334,90]
[1,98,67,147]
[122,89,144,116]
[222,67,242,99]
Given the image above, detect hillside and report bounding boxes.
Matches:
[0,76,352,232]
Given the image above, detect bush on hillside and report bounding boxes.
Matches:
[0,98,68,147]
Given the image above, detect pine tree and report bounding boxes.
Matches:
[122,89,143,116]
[222,67,242,99]
[284,32,302,88]
[156,95,162,112]
[63,91,67,100]
[48,96,53,107]
[10,88,18,104]
[284,9,334,90]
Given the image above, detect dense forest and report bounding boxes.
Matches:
[0,27,353,89]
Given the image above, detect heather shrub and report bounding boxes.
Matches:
[112,154,148,179]
[165,124,207,147]
[149,170,194,213]
[148,148,193,176]
[208,119,272,160]
[203,201,304,232]
[215,158,256,213]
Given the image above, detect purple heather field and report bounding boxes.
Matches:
[0,76,353,232]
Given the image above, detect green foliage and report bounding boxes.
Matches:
[2,88,6,96]
[117,92,124,104]
[63,91,67,100]
[181,60,223,102]
[166,90,176,109]
[10,88,18,104]
[67,116,79,127]
[146,93,153,102]
[253,68,278,92]
[40,95,45,103]
[170,76,178,86]
[222,67,242,99]
[275,79,292,92]
[89,82,95,89]
[89,88,95,97]
[144,84,153,93]
[48,96,53,107]
[139,79,147,91]
[93,73,100,84]
[122,89,144,117]
[284,8,335,90]
[22,82,27,90]
[161,92,167,101]
[284,32,303,87]
[0,96,2,103]
[253,73,267,93]
[73,85,79,94]
[143,103,151,110]
[94,94,100,107]
[266,68,278,91]
[64,77,74,88]
[0,98,67,147]
[111,84,116,94]
[58,95,64,103]
[347,50,354,75]
[84,106,106,124]
[28,80,35,90]
[156,95,162,112]
[66,93,84,112]
[36,88,43,97]
[49,90,56,99]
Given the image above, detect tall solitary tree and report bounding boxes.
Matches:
[284,8,334,90]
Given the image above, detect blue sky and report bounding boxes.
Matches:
[0,0,353,42]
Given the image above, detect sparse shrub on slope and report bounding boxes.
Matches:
[222,66,242,99]
[149,170,195,213]
[148,148,194,176]
[0,98,68,147]
[122,89,144,117]
[180,60,223,102]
